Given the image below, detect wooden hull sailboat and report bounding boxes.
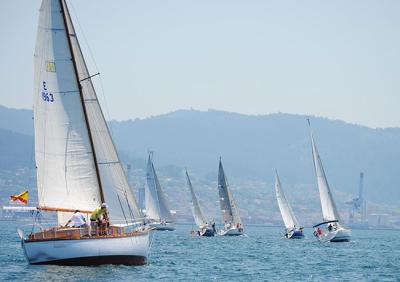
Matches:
[308,120,351,242]
[19,0,151,265]
[274,170,304,239]
[21,228,150,265]
[186,170,216,237]
[217,159,244,236]
[145,152,175,231]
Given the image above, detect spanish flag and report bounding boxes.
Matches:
[10,191,29,204]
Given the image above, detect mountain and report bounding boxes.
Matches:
[1,105,399,206]
[0,105,33,136]
[108,110,400,205]
[0,128,34,170]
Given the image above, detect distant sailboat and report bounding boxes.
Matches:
[145,152,175,231]
[274,170,304,239]
[308,120,351,242]
[185,170,216,237]
[19,0,150,265]
[217,158,244,236]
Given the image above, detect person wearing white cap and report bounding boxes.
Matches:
[90,203,109,236]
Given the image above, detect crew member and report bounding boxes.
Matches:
[65,210,87,228]
[90,203,109,235]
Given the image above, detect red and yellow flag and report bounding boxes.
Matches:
[10,191,29,204]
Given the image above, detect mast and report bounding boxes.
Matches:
[59,0,105,203]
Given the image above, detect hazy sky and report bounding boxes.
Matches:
[1,0,399,128]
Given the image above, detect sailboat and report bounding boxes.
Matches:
[308,120,351,242]
[185,170,216,237]
[217,158,244,236]
[18,0,151,265]
[274,170,304,239]
[145,152,175,231]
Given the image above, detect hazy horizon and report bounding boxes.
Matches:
[1,0,399,128]
[2,104,398,130]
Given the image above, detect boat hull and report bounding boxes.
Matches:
[219,227,244,236]
[318,228,351,242]
[22,233,150,265]
[149,222,175,231]
[288,230,305,239]
[200,228,216,237]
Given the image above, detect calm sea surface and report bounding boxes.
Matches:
[1,221,399,281]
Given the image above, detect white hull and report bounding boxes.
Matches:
[219,227,244,236]
[149,222,175,231]
[318,228,351,242]
[22,233,150,265]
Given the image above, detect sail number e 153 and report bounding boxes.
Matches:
[41,81,54,103]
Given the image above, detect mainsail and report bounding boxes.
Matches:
[218,159,242,225]
[308,121,341,222]
[34,0,142,224]
[145,153,173,222]
[274,171,299,229]
[185,170,208,227]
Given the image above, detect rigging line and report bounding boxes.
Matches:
[116,193,129,227]
[69,1,114,135]
[124,190,136,225]
[80,72,100,82]
[31,210,39,235]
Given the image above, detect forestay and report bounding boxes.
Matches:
[218,160,242,225]
[185,170,208,227]
[309,124,341,222]
[145,153,173,222]
[274,171,299,229]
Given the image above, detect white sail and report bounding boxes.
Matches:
[309,122,341,222]
[218,159,242,225]
[34,0,142,224]
[34,0,101,221]
[274,171,299,229]
[145,153,173,222]
[185,170,208,227]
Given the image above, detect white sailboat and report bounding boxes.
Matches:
[185,170,216,237]
[145,152,175,231]
[18,0,151,265]
[274,170,304,239]
[308,120,351,242]
[217,158,244,236]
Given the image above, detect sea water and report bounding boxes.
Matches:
[1,221,399,281]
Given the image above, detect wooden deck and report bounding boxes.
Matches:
[27,226,148,242]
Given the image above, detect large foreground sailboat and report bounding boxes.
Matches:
[308,120,351,242]
[18,0,151,265]
[217,159,244,236]
[145,152,175,231]
[274,170,304,239]
[186,170,215,237]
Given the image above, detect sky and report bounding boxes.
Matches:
[1,0,399,128]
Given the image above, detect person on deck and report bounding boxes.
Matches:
[90,203,109,236]
[65,210,87,228]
